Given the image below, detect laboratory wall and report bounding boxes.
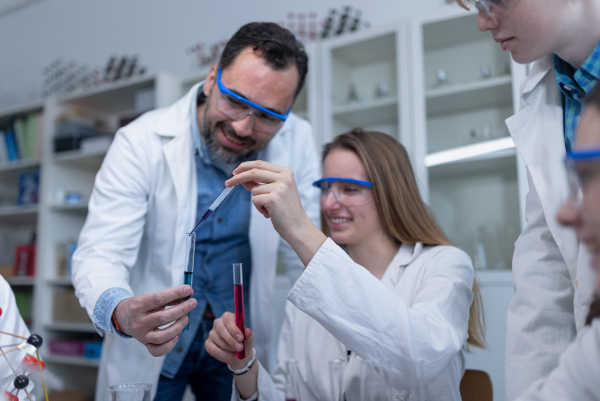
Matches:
[0,0,451,109]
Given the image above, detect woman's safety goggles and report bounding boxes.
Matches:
[312,177,374,207]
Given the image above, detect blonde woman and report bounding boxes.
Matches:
[206,129,484,400]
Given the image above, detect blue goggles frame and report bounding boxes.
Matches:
[312,177,373,188]
[566,147,600,161]
[217,67,291,122]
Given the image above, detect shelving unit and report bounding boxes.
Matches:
[15,72,181,398]
[319,21,411,149]
[409,10,528,401]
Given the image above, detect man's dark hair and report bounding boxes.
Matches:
[219,22,308,98]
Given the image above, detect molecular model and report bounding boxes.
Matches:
[0,307,48,401]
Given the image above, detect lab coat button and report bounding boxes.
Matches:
[395,390,408,400]
[562,84,572,91]
[217,217,223,223]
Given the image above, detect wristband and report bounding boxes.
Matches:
[112,309,127,335]
[228,348,257,376]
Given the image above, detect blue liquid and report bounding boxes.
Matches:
[182,271,193,332]
[189,209,213,235]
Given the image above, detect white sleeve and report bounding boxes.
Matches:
[71,123,152,318]
[506,171,576,400]
[279,118,321,284]
[288,239,473,389]
[514,320,600,401]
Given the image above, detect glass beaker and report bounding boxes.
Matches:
[108,383,152,401]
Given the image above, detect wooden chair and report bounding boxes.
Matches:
[460,369,493,401]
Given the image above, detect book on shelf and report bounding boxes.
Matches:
[0,131,8,165]
[4,128,20,161]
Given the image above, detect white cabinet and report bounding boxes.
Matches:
[410,10,527,401]
[410,11,527,271]
[319,22,412,150]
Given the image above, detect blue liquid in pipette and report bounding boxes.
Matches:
[182,271,193,332]
[189,209,212,236]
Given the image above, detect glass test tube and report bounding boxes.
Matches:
[233,262,245,359]
[182,232,196,332]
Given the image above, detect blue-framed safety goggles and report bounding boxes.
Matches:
[564,147,600,208]
[217,67,291,122]
[312,177,373,188]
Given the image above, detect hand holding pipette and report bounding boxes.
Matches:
[226,160,325,266]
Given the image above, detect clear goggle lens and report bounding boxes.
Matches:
[464,0,508,13]
[313,177,374,207]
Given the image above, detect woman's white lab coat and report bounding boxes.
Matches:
[504,55,594,400]
[237,238,473,401]
[71,84,320,400]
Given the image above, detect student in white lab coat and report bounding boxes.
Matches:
[451,0,600,398]
[206,129,485,401]
[511,71,600,401]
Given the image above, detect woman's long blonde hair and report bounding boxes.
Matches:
[320,128,485,349]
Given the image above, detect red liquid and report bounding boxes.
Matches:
[234,283,245,359]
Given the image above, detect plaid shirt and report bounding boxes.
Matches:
[554,41,600,151]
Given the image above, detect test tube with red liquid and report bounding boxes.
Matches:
[233,262,245,359]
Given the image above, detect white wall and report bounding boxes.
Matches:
[0,0,454,109]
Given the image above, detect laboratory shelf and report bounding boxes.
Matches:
[332,97,398,127]
[45,322,96,333]
[0,205,38,225]
[426,75,512,116]
[50,204,88,213]
[0,159,41,173]
[52,148,107,170]
[425,136,516,167]
[7,276,36,286]
[43,354,100,368]
[46,277,73,286]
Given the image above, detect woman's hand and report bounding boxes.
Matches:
[205,312,254,370]
[226,160,327,266]
[227,160,312,239]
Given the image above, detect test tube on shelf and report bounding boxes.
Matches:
[182,232,196,332]
[233,262,245,359]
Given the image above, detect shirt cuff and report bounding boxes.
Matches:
[92,287,133,337]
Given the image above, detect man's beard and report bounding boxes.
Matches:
[201,102,265,164]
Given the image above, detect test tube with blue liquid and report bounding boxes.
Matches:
[182,232,196,332]
[233,262,245,359]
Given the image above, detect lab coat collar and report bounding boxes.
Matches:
[521,55,554,105]
[153,82,200,139]
[383,242,423,286]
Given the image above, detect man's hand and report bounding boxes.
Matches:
[114,285,197,357]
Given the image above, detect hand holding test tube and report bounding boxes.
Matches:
[233,263,245,359]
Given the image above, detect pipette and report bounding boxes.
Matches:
[189,186,236,236]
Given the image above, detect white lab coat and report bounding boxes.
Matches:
[237,239,473,401]
[0,275,34,398]
[505,55,594,400]
[515,319,600,401]
[71,84,320,401]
